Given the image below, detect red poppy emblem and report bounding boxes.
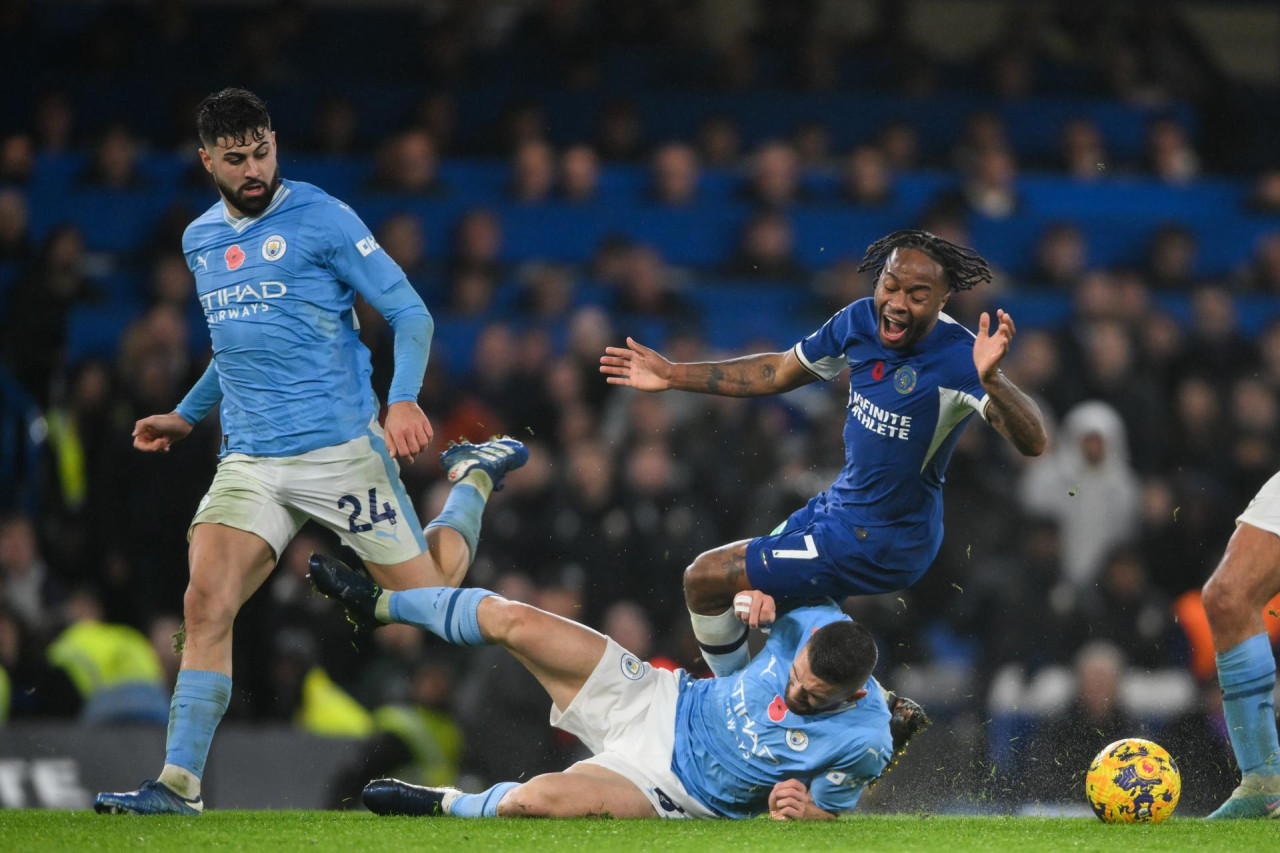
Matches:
[225,245,245,270]
[768,694,788,723]
[871,360,885,381]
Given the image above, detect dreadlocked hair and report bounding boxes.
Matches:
[196,88,272,149]
[857,229,992,293]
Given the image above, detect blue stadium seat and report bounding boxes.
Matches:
[30,191,172,254]
[66,301,146,363]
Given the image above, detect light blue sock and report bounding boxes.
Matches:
[1217,632,1280,776]
[164,669,232,777]
[425,483,486,563]
[388,587,495,646]
[448,782,520,817]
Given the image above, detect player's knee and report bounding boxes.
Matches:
[181,584,236,636]
[495,782,552,817]
[683,552,727,611]
[1202,568,1245,630]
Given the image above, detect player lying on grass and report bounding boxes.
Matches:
[601,230,1046,676]
[309,555,929,819]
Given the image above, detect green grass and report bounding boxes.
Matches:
[2,811,1276,853]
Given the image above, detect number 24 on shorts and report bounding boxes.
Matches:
[338,488,398,533]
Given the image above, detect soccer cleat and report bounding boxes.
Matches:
[94,779,203,815]
[308,553,383,633]
[886,691,932,756]
[363,778,459,817]
[1206,774,1280,819]
[871,691,932,784]
[440,437,529,492]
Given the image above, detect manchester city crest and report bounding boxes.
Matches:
[893,365,917,395]
[261,234,287,261]
[786,729,809,751]
[620,652,645,680]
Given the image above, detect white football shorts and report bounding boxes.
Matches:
[188,418,426,564]
[1237,469,1280,539]
[550,638,717,820]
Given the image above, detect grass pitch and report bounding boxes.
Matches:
[2,810,1275,852]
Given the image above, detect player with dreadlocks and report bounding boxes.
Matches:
[601,230,1047,676]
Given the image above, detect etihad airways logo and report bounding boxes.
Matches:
[200,280,287,323]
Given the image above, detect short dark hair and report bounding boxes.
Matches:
[808,620,878,689]
[858,229,992,293]
[196,88,272,148]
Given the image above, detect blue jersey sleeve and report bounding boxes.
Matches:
[808,746,888,814]
[938,318,991,421]
[364,277,434,405]
[175,359,222,425]
[318,200,407,298]
[795,305,855,380]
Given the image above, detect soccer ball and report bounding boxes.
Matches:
[1085,738,1181,823]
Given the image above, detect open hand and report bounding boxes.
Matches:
[599,337,673,392]
[974,309,1016,383]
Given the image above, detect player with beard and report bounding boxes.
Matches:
[95,88,528,815]
[308,554,926,820]
[601,230,1047,675]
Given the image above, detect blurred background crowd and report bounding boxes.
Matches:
[3,0,1280,813]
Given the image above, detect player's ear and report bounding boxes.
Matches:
[852,688,868,701]
[198,147,213,173]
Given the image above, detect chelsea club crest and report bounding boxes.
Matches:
[261,235,287,261]
[893,365,917,395]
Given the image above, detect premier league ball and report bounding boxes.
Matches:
[1085,738,1181,823]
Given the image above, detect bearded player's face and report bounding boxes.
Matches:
[200,128,281,217]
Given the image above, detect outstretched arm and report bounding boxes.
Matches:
[973,310,1046,457]
[600,337,816,397]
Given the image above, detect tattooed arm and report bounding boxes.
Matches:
[600,337,816,397]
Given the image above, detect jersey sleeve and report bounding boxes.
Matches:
[794,306,854,381]
[318,200,407,299]
[941,345,991,422]
[809,744,889,814]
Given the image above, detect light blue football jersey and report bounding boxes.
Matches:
[791,297,990,574]
[671,601,893,818]
[182,180,405,457]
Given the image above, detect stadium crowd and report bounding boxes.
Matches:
[2,0,1280,812]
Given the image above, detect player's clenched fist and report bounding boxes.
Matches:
[768,779,816,821]
[383,400,433,464]
[733,590,776,629]
[132,412,194,452]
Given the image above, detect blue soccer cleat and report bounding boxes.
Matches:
[94,779,203,815]
[363,778,459,816]
[1206,774,1280,819]
[308,553,383,633]
[440,437,528,492]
